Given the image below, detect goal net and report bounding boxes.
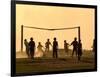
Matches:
[24,26,79,50]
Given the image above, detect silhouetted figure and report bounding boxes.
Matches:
[37,42,45,57]
[71,37,78,57]
[29,37,35,59]
[24,39,29,58]
[64,40,69,56]
[53,37,58,58]
[77,40,82,61]
[93,39,95,52]
[45,39,52,52]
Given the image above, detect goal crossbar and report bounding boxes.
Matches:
[24,26,79,31]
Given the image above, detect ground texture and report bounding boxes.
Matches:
[16,50,95,75]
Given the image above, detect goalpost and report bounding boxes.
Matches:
[21,25,80,52]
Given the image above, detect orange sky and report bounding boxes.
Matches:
[16,4,95,52]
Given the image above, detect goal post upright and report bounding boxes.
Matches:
[78,26,81,44]
[21,25,23,52]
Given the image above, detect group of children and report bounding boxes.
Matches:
[24,37,83,61]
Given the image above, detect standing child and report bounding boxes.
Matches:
[53,37,58,58]
[70,37,78,57]
[78,40,82,61]
[24,39,29,58]
[64,40,69,56]
[29,37,35,59]
[37,42,45,57]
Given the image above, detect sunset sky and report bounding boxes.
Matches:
[16,4,95,52]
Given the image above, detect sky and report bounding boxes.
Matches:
[16,4,95,52]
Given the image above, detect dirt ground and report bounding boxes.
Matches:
[16,50,95,75]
